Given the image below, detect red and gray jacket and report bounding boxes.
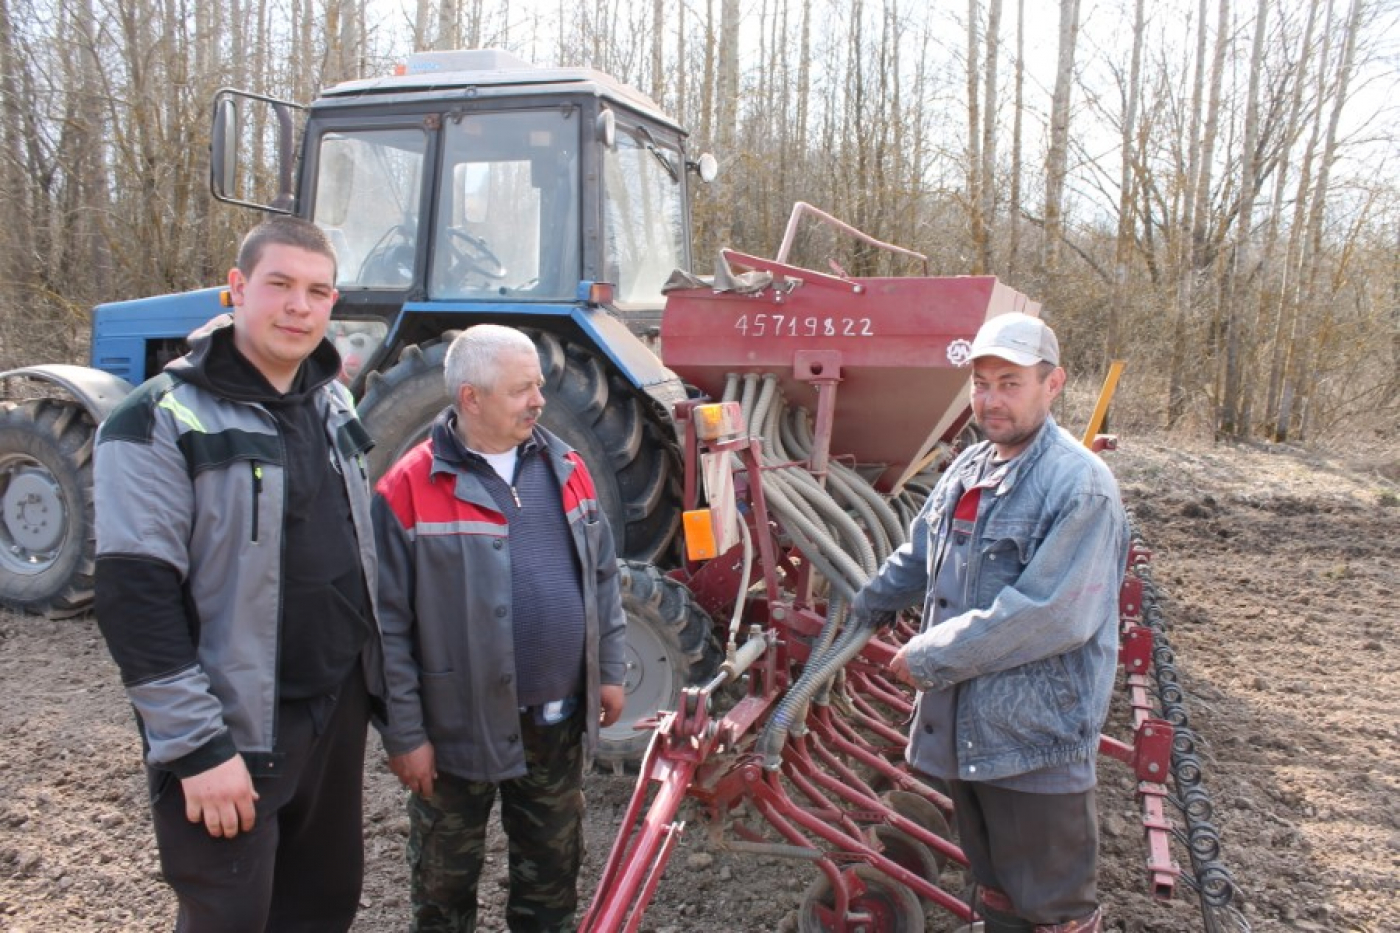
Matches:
[372,413,627,781]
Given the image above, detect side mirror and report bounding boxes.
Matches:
[690,152,719,184]
[210,96,240,200]
[207,88,304,212]
[596,109,616,148]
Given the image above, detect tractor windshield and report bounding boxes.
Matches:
[602,125,687,309]
[430,110,581,300]
[310,126,428,288]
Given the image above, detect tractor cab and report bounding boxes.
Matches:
[212,49,710,375]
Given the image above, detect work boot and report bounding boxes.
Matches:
[1034,908,1103,933]
[975,888,1034,933]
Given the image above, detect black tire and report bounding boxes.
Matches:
[797,864,925,933]
[533,331,680,565]
[880,789,953,843]
[356,331,681,564]
[597,560,722,766]
[357,341,453,480]
[0,399,97,617]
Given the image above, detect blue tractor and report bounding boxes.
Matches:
[0,49,717,763]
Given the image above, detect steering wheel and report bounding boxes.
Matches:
[358,224,416,287]
[444,227,507,285]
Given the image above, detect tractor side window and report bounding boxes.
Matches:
[601,127,686,310]
[432,110,580,300]
[310,127,427,289]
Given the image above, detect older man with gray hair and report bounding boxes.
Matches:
[373,324,626,932]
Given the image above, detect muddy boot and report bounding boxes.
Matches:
[976,888,1034,933]
[1034,908,1103,933]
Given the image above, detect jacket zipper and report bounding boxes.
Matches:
[251,461,263,541]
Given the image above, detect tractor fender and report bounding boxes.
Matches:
[0,364,135,423]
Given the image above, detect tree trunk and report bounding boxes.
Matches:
[1260,0,1321,437]
[1285,0,1364,441]
[714,0,740,245]
[966,0,984,274]
[1216,0,1268,439]
[1166,0,1211,429]
[651,0,665,105]
[436,0,458,50]
[978,0,1001,275]
[1042,0,1080,273]
[1007,0,1025,281]
[1109,0,1145,363]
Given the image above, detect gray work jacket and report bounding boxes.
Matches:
[372,420,627,781]
[94,338,384,777]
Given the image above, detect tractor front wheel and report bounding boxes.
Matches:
[597,560,721,767]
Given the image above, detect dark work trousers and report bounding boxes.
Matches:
[948,779,1099,927]
[148,668,371,933]
[407,705,585,933]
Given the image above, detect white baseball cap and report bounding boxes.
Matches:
[969,312,1060,366]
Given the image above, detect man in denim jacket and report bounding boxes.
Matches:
[851,313,1128,933]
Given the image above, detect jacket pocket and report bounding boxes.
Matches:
[581,516,604,564]
[250,461,263,541]
[419,669,465,738]
[146,767,177,806]
[969,655,1078,748]
[974,518,1040,604]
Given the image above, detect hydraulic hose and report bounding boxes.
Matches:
[782,404,907,553]
[757,607,878,769]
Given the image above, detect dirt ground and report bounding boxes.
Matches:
[0,434,1396,932]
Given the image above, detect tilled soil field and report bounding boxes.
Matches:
[1,435,1396,932]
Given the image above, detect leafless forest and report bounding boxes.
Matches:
[0,0,1397,444]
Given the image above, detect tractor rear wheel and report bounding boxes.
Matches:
[598,560,722,766]
[357,331,681,564]
[0,399,97,617]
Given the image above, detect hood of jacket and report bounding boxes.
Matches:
[165,314,343,404]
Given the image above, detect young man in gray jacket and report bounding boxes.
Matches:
[373,324,626,933]
[94,217,384,932]
[852,313,1129,933]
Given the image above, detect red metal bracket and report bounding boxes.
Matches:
[1119,574,1144,624]
[1119,624,1154,676]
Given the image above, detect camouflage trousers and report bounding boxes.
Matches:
[407,706,584,933]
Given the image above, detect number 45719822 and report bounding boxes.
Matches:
[733,314,874,338]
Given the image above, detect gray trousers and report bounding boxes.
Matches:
[947,779,1099,925]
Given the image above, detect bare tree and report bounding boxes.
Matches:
[1167,0,1221,428]
[978,0,1002,275]
[1042,0,1080,273]
[1281,0,1365,440]
[1215,0,1269,439]
[1107,0,1145,363]
[966,0,984,273]
[1007,0,1025,279]
[1262,0,1324,438]
[435,0,459,49]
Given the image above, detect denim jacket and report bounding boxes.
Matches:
[853,415,1129,782]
